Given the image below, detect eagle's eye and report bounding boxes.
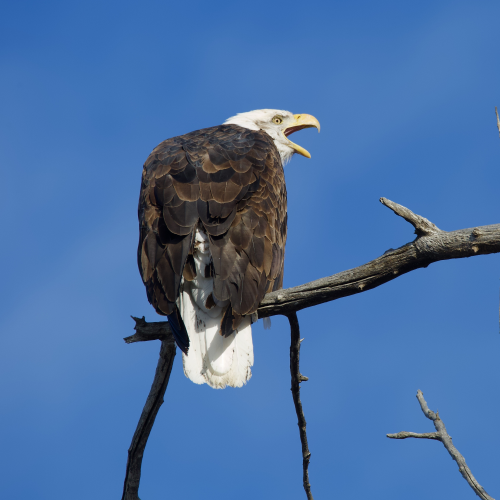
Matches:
[272,116,283,125]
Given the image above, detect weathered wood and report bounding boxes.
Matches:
[124,316,172,344]
[386,431,441,440]
[388,390,495,500]
[496,106,500,138]
[288,313,313,500]
[257,200,500,318]
[121,319,176,500]
[380,197,440,235]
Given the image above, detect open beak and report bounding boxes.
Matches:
[283,114,320,158]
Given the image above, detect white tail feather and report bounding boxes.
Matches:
[179,229,254,389]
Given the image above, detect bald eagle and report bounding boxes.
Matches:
[138,109,320,388]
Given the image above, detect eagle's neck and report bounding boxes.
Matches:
[224,119,294,166]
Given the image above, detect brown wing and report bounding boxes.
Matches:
[137,124,287,335]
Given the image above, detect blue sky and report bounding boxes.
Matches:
[1,1,499,498]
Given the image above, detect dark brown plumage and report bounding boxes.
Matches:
[137,124,287,347]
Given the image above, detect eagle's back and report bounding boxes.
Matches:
[138,124,287,339]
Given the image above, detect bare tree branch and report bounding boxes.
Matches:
[496,106,500,138]
[124,316,171,344]
[386,431,440,440]
[122,318,176,500]
[258,199,500,318]
[288,312,313,500]
[380,197,440,235]
[387,390,495,500]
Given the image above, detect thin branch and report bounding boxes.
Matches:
[387,431,441,440]
[388,390,494,500]
[121,318,176,500]
[124,316,172,343]
[496,106,500,138]
[288,312,313,500]
[380,197,440,235]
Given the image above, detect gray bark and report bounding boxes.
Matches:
[121,318,176,500]
[258,199,500,318]
[496,106,500,138]
[388,390,494,500]
[288,312,313,500]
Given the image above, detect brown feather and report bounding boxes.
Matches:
[220,306,235,337]
[208,199,234,219]
[209,234,237,280]
[166,234,192,275]
[246,235,265,270]
[183,254,197,281]
[205,293,216,310]
[137,124,287,331]
[238,264,260,315]
[164,202,198,231]
[155,256,179,303]
[229,222,252,249]
[213,277,232,302]
[198,199,237,236]
[209,181,241,203]
[172,178,200,201]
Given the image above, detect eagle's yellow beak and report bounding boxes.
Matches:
[283,114,320,158]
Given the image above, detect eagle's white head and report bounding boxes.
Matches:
[224,109,320,165]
